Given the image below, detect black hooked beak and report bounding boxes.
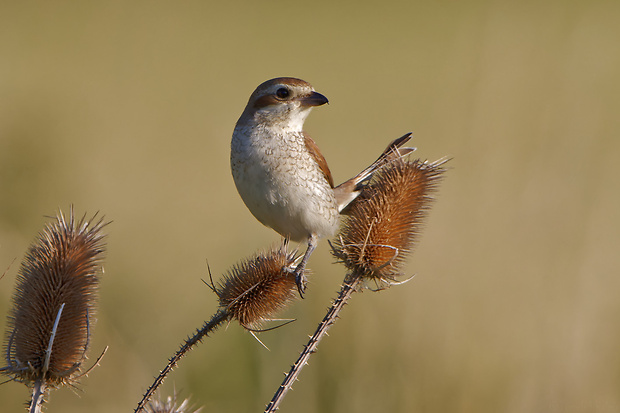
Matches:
[299,91,329,107]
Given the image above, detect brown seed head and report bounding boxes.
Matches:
[216,245,299,330]
[2,208,107,387]
[333,158,447,283]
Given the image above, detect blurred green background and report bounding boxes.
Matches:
[1,1,619,412]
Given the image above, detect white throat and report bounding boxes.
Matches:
[248,105,313,134]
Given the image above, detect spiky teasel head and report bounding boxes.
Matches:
[332,158,447,285]
[215,242,299,330]
[1,207,107,388]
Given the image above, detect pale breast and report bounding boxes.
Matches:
[231,126,339,241]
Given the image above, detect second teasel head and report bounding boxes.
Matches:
[215,243,300,330]
[332,157,447,284]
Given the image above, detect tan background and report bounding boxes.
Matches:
[1,1,619,412]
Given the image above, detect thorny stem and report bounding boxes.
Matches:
[134,309,229,413]
[264,274,363,413]
[29,380,46,413]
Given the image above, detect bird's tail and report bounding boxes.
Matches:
[334,132,416,212]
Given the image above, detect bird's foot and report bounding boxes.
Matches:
[285,263,308,298]
[294,266,307,298]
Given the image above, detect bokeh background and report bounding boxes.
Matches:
[1,1,619,412]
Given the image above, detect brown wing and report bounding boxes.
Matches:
[303,132,334,188]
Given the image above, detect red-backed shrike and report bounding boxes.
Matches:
[231,77,413,295]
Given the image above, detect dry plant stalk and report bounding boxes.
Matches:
[265,157,448,412]
[1,208,107,413]
[135,243,300,413]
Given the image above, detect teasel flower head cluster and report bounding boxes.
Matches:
[1,208,107,411]
[214,242,300,330]
[332,157,448,286]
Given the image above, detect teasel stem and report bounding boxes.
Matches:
[264,275,362,413]
[134,310,228,413]
[265,264,401,410]
[29,379,46,413]
[136,243,300,412]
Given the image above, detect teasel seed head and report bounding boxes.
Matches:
[332,157,447,284]
[215,242,299,330]
[1,207,107,388]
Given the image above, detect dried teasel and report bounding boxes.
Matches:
[215,242,299,330]
[1,208,107,410]
[332,157,447,284]
[135,242,300,412]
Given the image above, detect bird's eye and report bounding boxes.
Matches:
[275,87,290,99]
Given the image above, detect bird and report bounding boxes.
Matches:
[231,77,414,295]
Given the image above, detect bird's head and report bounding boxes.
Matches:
[238,77,329,132]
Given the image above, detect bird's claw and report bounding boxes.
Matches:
[294,269,307,298]
[284,264,307,298]
[283,265,308,298]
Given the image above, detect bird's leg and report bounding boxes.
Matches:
[293,233,318,297]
